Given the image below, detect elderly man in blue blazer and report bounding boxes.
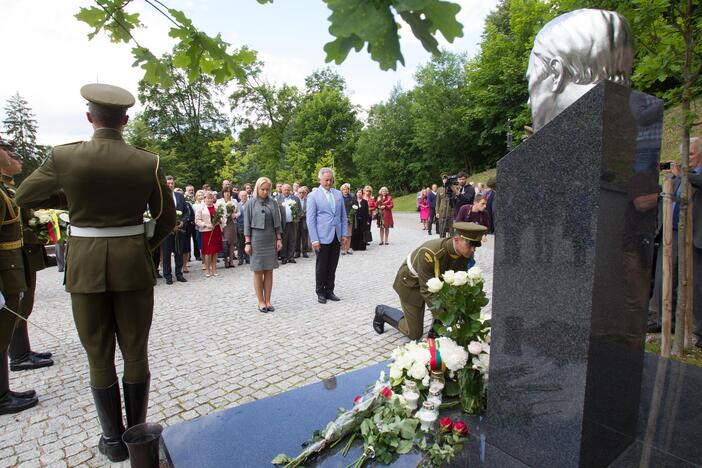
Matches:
[306,167,350,303]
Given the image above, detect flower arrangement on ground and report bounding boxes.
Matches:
[28,209,69,245]
[272,267,490,467]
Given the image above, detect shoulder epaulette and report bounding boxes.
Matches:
[54,140,83,148]
[135,146,159,156]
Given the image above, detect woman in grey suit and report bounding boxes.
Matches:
[244,177,283,313]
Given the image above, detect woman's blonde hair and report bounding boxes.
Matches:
[254,176,272,199]
[340,183,351,192]
[195,189,205,202]
[364,185,373,194]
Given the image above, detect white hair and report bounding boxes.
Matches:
[318,167,335,181]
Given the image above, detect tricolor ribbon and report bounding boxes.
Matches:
[47,212,62,244]
[428,338,446,372]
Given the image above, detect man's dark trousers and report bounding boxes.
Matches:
[282,222,297,261]
[428,207,437,234]
[315,235,340,296]
[162,232,183,280]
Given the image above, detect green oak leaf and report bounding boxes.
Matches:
[424,1,463,42]
[75,7,108,40]
[393,0,434,11]
[323,35,364,65]
[399,11,439,54]
[168,8,193,27]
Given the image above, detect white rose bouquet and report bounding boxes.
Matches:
[425,267,491,414]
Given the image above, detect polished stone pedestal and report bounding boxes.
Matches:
[487,81,660,467]
[162,352,702,467]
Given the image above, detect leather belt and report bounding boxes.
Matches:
[70,224,145,238]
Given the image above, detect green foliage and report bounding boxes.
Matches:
[127,50,231,186]
[354,397,418,465]
[2,93,50,185]
[76,0,463,80]
[75,1,257,87]
[321,0,463,71]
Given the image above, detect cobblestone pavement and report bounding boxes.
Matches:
[0,212,494,467]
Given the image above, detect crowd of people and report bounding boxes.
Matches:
[413,172,496,240]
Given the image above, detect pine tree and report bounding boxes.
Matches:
[3,93,40,162]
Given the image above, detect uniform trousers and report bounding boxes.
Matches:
[0,293,21,354]
[315,235,340,296]
[9,271,37,360]
[392,265,427,340]
[71,289,153,388]
[282,221,297,261]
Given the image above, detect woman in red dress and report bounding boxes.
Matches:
[195,192,223,277]
[376,186,394,245]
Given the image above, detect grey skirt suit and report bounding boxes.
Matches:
[244,196,282,271]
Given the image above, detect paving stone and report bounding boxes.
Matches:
[0,214,494,467]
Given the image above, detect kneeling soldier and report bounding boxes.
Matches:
[373,222,486,340]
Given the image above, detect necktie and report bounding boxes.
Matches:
[326,190,335,214]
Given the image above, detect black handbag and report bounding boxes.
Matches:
[363,230,373,243]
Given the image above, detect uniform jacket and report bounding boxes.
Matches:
[0,183,27,294]
[306,187,348,245]
[15,128,176,293]
[393,237,468,309]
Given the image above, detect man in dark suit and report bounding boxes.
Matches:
[426,184,437,235]
[278,184,300,264]
[295,186,310,258]
[162,176,190,284]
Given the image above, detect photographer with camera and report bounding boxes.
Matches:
[436,172,455,238]
[453,171,476,216]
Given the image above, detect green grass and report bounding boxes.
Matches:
[645,334,702,367]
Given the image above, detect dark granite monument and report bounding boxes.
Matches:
[487,80,659,467]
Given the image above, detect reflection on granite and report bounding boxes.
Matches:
[162,352,701,467]
[488,81,652,467]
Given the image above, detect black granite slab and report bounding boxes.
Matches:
[162,352,701,467]
[487,82,661,467]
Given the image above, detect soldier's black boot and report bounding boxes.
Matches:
[91,382,128,462]
[123,376,150,428]
[9,325,54,371]
[373,305,405,334]
[0,351,38,415]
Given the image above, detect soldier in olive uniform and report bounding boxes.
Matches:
[0,137,38,415]
[16,84,176,462]
[373,222,487,340]
[436,172,458,238]
[5,153,54,372]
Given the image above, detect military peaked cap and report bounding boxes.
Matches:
[80,83,135,108]
[453,222,487,242]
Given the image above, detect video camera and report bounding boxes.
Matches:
[444,174,459,187]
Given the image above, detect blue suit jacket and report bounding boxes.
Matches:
[306,187,348,244]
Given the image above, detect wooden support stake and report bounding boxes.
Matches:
[684,183,694,349]
[661,177,673,357]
